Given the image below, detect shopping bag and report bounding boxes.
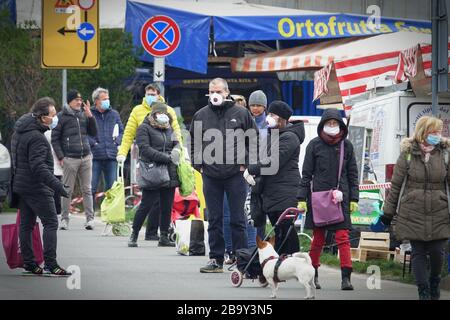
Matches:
[174,219,209,256]
[177,147,195,197]
[1,211,44,269]
[101,165,125,223]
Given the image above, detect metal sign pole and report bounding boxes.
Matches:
[62,69,67,107]
[153,57,165,98]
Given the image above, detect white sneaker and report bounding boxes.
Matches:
[85,220,95,230]
[59,220,68,230]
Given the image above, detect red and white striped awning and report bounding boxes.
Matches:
[313,31,434,108]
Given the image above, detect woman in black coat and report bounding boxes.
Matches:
[247,101,305,255]
[128,102,179,247]
[297,108,359,291]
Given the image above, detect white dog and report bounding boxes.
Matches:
[256,235,316,299]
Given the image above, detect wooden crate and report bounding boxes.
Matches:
[346,232,395,262]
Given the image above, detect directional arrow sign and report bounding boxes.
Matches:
[153,57,165,82]
[58,27,76,36]
[77,22,95,41]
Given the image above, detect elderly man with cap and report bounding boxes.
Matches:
[245,100,305,255]
[51,89,98,231]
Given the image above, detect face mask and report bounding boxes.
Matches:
[100,99,110,110]
[426,134,441,146]
[146,95,157,106]
[156,114,170,125]
[324,125,340,136]
[50,115,59,130]
[266,115,277,128]
[209,93,224,106]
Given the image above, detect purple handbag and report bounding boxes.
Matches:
[311,141,345,227]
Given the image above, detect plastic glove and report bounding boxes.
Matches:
[243,169,256,186]
[170,147,182,165]
[116,155,126,164]
[297,201,307,213]
[350,201,359,214]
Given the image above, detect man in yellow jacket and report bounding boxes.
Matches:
[116,83,181,161]
[116,83,181,241]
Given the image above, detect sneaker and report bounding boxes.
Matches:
[22,263,43,276]
[224,252,236,265]
[43,265,72,277]
[145,234,159,241]
[59,220,68,230]
[85,220,95,230]
[199,259,223,273]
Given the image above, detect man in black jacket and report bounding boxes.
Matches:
[11,97,71,276]
[190,78,258,273]
[52,89,97,230]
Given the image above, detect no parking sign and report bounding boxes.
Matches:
[140,15,181,57]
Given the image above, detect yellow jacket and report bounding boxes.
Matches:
[117,97,181,157]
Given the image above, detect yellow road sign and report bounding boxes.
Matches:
[41,0,99,69]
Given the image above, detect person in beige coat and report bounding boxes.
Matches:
[383,116,450,300]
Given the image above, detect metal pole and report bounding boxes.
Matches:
[158,82,165,98]
[62,69,67,107]
[431,0,439,116]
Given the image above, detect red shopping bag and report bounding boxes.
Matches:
[1,210,44,269]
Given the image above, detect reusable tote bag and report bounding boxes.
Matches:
[311,141,345,227]
[101,164,126,224]
[2,210,44,269]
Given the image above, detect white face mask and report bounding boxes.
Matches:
[266,115,277,128]
[324,125,340,136]
[156,114,170,125]
[209,92,224,106]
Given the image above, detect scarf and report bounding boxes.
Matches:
[420,143,435,163]
[319,130,344,146]
[254,113,267,129]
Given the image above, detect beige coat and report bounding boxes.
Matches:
[384,138,450,241]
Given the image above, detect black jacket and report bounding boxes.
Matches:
[189,99,258,179]
[297,109,359,231]
[248,121,305,213]
[11,113,65,197]
[51,105,97,160]
[136,117,179,189]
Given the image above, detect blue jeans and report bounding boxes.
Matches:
[223,193,258,251]
[203,173,248,263]
[91,160,117,194]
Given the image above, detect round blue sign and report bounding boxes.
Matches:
[77,22,96,41]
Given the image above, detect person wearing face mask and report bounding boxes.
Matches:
[11,97,71,276]
[44,123,63,216]
[246,101,305,255]
[382,116,450,300]
[51,89,98,231]
[128,102,179,248]
[297,108,359,291]
[88,87,124,209]
[190,78,258,273]
[117,83,181,241]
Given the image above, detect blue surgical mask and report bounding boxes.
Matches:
[146,95,157,106]
[101,99,110,110]
[50,115,59,130]
[156,114,170,125]
[426,134,441,146]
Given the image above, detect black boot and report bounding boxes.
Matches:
[418,284,431,300]
[158,233,175,247]
[128,231,138,247]
[341,267,354,290]
[429,276,441,300]
[314,267,321,289]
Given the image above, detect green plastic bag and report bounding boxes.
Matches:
[101,165,125,224]
[177,147,195,197]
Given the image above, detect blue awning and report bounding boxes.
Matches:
[125,0,431,74]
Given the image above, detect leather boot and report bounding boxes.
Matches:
[314,267,321,289]
[429,276,441,300]
[158,233,175,247]
[341,267,354,290]
[418,284,431,300]
[128,231,138,247]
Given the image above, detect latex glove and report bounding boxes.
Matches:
[297,201,307,213]
[243,169,256,186]
[170,147,182,165]
[350,201,359,214]
[116,155,126,164]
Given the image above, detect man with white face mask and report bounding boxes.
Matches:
[190,78,258,273]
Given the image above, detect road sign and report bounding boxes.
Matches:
[42,0,99,69]
[140,15,181,57]
[153,57,165,82]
